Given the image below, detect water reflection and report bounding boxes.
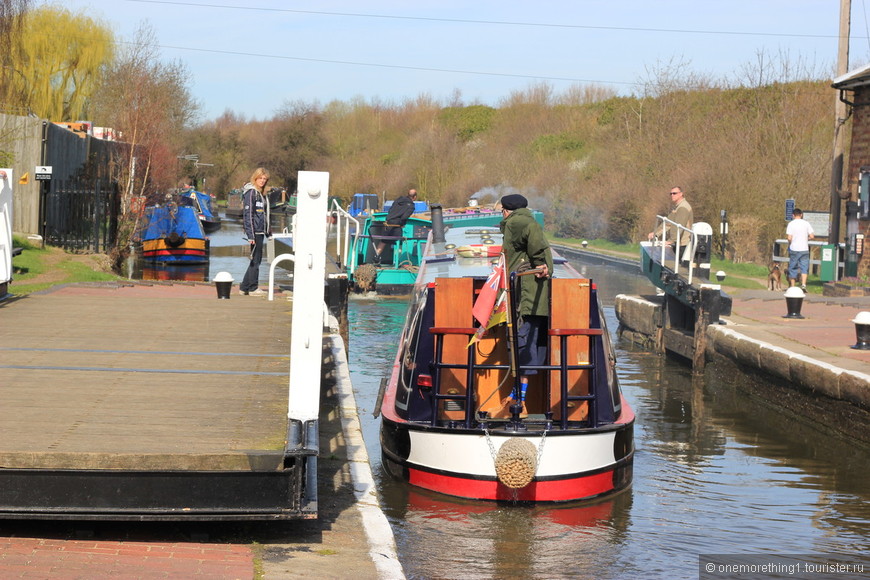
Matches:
[348,258,870,579]
[139,263,210,282]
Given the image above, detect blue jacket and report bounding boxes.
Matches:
[242,183,270,239]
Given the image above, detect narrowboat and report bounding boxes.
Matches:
[140,203,209,264]
[225,188,243,218]
[181,188,221,232]
[378,215,634,502]
[348,203,542,295]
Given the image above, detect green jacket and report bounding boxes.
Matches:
[500,208,554,318]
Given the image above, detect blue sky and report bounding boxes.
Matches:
[50,0,870,120]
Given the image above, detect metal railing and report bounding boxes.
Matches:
[44,179,120,253]
[651,215,698,284]
[328,198,359,270]
[427,326,602,429]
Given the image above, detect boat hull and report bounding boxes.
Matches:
[376,225,634,503]
[380,408,634,502]
[200,216,222,233]
[141,237,209,264]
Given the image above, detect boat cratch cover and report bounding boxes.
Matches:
[141,205,208,263]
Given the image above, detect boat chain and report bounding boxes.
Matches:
[482,424,549,473]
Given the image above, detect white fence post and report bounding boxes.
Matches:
[287,171,330,453]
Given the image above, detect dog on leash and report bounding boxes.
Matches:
[768,262,782,291]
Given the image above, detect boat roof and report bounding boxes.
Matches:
[417,225,578,286]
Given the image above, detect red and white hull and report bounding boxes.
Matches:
[381,399,634,502]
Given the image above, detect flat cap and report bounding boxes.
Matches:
[500,194,528,210]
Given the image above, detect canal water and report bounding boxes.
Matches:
[141,216,870,578]
[347,263,870,579]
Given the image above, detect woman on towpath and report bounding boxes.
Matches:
[239,167,272,296]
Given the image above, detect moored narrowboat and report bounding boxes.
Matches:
[140,203,209,264]
[348,204,543,295]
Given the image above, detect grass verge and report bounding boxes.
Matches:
[10,235,120,296]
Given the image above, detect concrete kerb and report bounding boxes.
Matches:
[706,324,870,408]
[326,328,405,579]
[841,369,870,408]
[614,294,661,337]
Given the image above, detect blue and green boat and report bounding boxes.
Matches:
[346,204,543,295]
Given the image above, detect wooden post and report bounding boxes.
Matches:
[693,287,721,374]
[655,296,667,355]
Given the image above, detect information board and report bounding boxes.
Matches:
[802,211,830,238]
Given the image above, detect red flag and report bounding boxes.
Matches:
[472,254,505,326]
[469,255,507,346]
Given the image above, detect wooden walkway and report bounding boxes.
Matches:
[0,281,308,518]
[0,281,293,469]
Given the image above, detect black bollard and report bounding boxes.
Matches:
[851,311,870,350]
[782,287,805,319]
[214,271,234,299]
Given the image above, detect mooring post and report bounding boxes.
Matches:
[655,295,667,355]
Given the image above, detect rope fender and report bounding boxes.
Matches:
[494,438,538,489]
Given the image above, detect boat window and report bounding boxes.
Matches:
[395,287,428,411]
[598,301,622,415]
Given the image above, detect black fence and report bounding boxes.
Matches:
[43,179,120,253]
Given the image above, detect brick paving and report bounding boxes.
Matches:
[0,536,254,579]
[726,288,870,373]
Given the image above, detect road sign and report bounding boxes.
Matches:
[784,198,795,220]
[35,166,52,181]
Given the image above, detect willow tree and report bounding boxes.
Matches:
[0,0,31,114]
[12,5,113,121]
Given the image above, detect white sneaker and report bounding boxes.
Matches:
[247,288,267,296]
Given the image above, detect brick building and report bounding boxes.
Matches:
[832,64,870,277]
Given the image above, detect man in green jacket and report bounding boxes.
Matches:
[499,194,554,411]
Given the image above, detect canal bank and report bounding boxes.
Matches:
[603,267,870,444]
[552,245,870,410]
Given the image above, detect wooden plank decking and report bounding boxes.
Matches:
[0,282,293,472]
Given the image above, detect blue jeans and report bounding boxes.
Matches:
[788,250,809,280]
[240,233,265,292]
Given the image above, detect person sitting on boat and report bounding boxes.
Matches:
[373,188,417,265]
[498,193,554,412]
[239,167,272,296]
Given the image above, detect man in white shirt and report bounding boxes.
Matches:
[786,208,814,291]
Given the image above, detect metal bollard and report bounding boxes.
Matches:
[214,271,234,299]
[783,287,805,319]
[851,311,870,350]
